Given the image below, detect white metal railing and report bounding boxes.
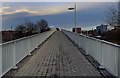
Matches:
[62,29,120,77]
[0,30,55,77]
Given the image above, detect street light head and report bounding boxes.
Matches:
[68,8,75,10]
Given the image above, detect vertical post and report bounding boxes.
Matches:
[12,41,17,69]
[74,2,77,33]
[68,2,77,33]
[0,44,2,77]
[118,2,120,77]
[0,2,3,75]
[85,38,89,55]
[99,41,105,69]
[118,48,120,77]
[28,38,31,56]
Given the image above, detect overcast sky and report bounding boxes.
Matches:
[1,2,118,30]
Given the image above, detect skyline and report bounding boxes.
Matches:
[1,2,118,31]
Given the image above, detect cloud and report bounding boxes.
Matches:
[1,7,65,15]
[0,6,11,10]
[2,9,39,15]
[1,2,106,16]
[2,6,11,9]
[2,8,65,15]
[0,6,11,14]
[1,4,71,16]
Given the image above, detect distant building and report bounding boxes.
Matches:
[96,24,115,35]
[96,24,108,35]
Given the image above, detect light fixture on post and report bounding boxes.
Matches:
[68,2,77,33]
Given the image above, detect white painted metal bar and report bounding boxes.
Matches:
[12,41,17,69]
[62,29,120,77]
[0,30,55,77]
[0,44,2,77]
[118,49,120,77]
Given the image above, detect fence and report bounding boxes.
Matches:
[0,30,55,77]
[62,29,120,77]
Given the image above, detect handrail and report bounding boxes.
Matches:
[0,30,55,77]
[62,29,120,77]
[63,29,120,48]
[1,31,50,45]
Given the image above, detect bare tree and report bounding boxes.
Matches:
[15,24,27,34]
[103,2,120,44]
[37,19,48,32]
[15,21,37,37]
[105,2,119,27]
[24,21,36,35]
[15,19,49,38]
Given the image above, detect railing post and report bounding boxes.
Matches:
[85,37,89,55]
[12,41,18,69]
[28,38,31,56]
[0,5,2,77]
[118,48,120,77]
[98,41,105,69]
[0,45,2,77]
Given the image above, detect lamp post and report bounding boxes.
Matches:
[68,2,77,33]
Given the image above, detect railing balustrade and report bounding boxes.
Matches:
[62,29,120,77]
[0,30,55,77]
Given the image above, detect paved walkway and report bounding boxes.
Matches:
[7,31,102,77]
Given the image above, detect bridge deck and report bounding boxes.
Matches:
[5,31,102,77]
